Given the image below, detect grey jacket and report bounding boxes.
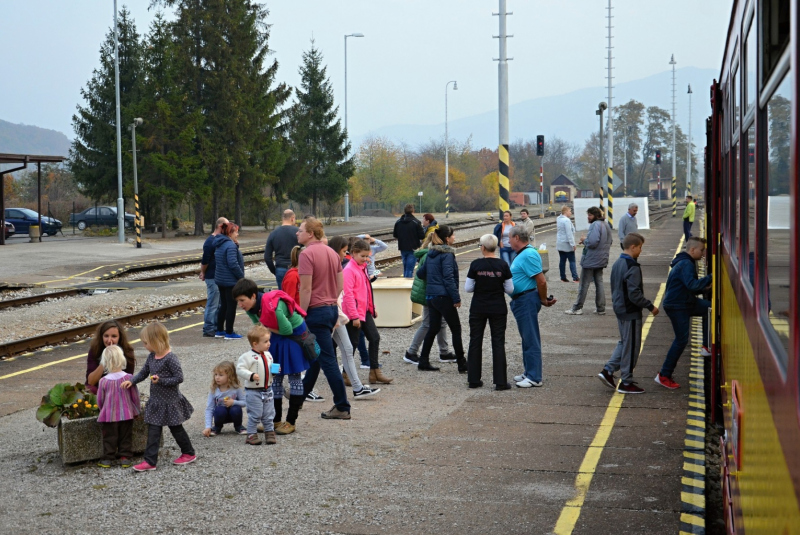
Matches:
[581,220,613,269]
[617,213,639,242]
[610,254,654,320]
[556,214,576,252]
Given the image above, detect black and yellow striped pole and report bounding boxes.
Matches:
[499,144,510,218]
[130,118,142,248]
[672,174,677,217]
[606,167,614,228]
[496,0,511,220]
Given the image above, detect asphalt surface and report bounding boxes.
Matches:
[0,213,698,534]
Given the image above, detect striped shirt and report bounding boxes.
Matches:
[97,371,141,422]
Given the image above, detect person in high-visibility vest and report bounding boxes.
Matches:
[682,195,696,241]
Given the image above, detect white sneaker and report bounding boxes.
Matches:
[516,378,543,388]
[513,374,526,382]
[700,346,711,357]
[564,309,583,315]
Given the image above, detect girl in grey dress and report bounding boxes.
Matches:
[122,322,195,471]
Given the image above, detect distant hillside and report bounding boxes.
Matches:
[0,119,70,157]
[359,66,717,150]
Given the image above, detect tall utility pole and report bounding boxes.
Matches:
[670,54,677,217]
[113,0,124,243]
[130,118,143,248]
[605,0,614,228]
[687,84,693,196]
[494,0,512,220]
[343,32,364,222]
[445,80,458,219]
[597,102,607,206]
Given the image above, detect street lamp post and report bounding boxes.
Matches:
[445,80,457,218]
[130,118,143,248]
[344,32,364,222]
[113,0,125,243]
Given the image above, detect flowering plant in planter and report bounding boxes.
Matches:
[36,382,99,427]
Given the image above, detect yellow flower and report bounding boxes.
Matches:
[93,405,98,409]
[72,404,78,408]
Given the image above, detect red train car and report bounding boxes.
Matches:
[706,0,799,532]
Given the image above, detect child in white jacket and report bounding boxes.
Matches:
[236,324,277,446]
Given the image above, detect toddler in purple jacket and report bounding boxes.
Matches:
[96,345,140,468]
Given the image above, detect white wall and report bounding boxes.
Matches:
[572,197,650,231]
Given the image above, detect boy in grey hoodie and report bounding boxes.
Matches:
[598,233,659,394]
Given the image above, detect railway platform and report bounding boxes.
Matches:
[0,214,708,534]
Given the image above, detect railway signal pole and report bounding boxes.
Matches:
[445,80,457,219]
[130,118,142,248]
[537,135,544,218]
[494,0,512,220]
[670,54,677,217]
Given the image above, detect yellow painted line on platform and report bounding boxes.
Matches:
[681,513,704,527]
[682,476,704,488]
[684,451,704,461]
[552,238,679,534]
[38,264,109,284]
[681,491,705,508]
[0,310,236,380]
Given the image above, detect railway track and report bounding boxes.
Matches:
[0,289,92,311]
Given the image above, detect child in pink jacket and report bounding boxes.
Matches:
[342,239,392,384]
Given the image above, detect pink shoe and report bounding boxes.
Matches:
[132,461,156,472]
[173,453,197,465]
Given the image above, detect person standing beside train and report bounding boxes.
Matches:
[682,195,696,242]
[655,236,712,390]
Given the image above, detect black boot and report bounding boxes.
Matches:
[417,355,440,371]
[286,394,304,426]
[273,398,283,424]
[456,355,468,374]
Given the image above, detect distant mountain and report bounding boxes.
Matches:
[359,67,717,151]
[0,119,71,157]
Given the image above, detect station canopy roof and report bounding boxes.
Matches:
[0,153,65,165]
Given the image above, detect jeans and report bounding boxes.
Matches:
[500,247,517,266]
[203,278,220,335]
[572,267,605,312]
[604,317,642,383]
[419,296,464,365]
[401,250,416,278]
[558,251,579,281]
[661,300,710,378]
[358,331,369,365]
[144,424,194,466]
[302,305,350,412]
[346,313,380,369]
[274,266,288,290]
[216,284,237,334]
[333,326,363,391]
[683,219,693,241]
[407,305,451,356]
[212,404,243,432]
[467,311,507,385]
[245,389,275,434]
[509,291,543,382]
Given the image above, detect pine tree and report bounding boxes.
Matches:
[69,7,143,203]
[288,41,354,216]
[137,12,205,237]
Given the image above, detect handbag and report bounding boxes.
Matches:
[289,329,320,362]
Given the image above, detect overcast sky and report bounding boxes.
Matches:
[0,0,731,141]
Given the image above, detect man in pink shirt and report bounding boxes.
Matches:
[297,218,351,419]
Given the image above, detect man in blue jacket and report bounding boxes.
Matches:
[200,217,228,337]
[655,236,712,390]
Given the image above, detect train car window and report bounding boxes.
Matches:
[762,0,790,82]
[733,142,741,262]
[733,67,741,139]
[745,125,756,295]
[764,73,791,359]
[745,20,757,117]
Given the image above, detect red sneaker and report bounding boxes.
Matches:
[173,454,197,465]
[654,373,680,390]
[132,461,156,472]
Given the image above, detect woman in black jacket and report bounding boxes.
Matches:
[416,225,466,372]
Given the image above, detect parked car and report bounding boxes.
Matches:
[69,206,135,231]
[3,221,14,239]
[3,208,62,236]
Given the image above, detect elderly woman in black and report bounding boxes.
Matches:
[415,225,466,373]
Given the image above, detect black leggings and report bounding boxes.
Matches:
[420,295,464,365]
[144,424,194,466]
[216,285,236,334]
[345,313,380,369]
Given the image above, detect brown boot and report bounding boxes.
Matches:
[264,430,277,445]
[369,368,393,384]
[342,370,352,387]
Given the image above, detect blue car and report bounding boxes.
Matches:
[3,208,62,236]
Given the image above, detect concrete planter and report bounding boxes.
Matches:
[57,416,150,464]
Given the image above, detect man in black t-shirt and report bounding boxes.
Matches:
[465,234,514,390]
